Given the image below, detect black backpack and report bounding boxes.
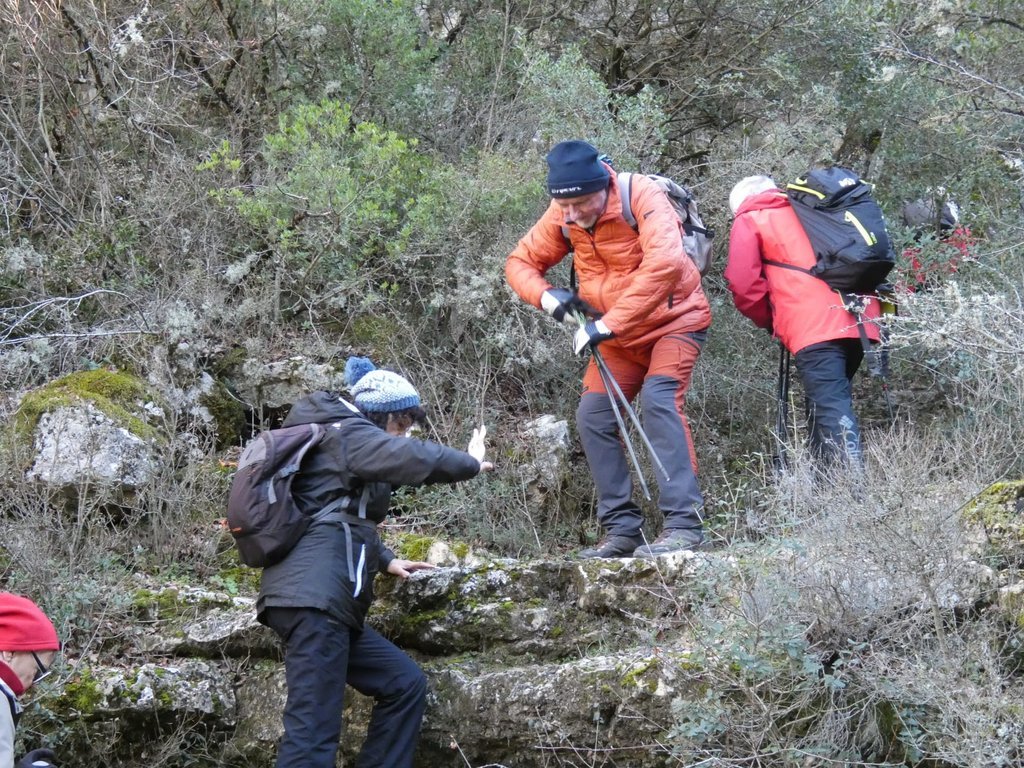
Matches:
[226,422,327,567]
[786,167,897,411]
[785,166,895,294]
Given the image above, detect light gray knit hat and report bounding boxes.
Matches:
[343,356,421,413]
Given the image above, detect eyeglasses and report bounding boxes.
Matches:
[30,651,52,684]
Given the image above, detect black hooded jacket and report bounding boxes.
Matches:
[256,391,481,629]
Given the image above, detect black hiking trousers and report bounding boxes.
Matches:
[264,606,428,768]
[794,338,865,468]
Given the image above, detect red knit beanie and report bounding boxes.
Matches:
[0,593,59,651]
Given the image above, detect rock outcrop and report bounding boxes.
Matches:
[32,522,1022,768]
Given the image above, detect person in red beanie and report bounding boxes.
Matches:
[0,593,61,768]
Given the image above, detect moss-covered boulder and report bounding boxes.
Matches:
[130,584,278,659]
[370,550,722,661]
[30,660,238,767]
[15,368,164,438]
[963,479,1024,568]
[16,369,169,491]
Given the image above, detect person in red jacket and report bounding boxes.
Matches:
[899,197,976,292]
[0,593,61,768]
[506,140,712,558]
[725,176,882,469]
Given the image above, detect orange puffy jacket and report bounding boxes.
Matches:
[725,190,881,355]
[506,166,711,349]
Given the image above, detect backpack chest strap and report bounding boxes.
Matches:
[313,486,376,527]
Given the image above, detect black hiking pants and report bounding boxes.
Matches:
[794,338,864,468]
[264,606,428,768]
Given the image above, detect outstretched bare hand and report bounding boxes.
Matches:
[467,425,494,472]
[387,559,437,579]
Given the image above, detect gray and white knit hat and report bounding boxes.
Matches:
[343,356,421,413]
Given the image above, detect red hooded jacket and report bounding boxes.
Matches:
[506,165,711,349]
[725,190,881,354]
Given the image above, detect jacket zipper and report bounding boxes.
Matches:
[578,228,612,309]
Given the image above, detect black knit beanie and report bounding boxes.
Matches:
[546,140,610,198]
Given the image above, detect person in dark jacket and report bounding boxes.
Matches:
[257,357,493,768]
[0,593,61,768]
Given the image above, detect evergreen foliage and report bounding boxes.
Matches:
[1,0,1023,764]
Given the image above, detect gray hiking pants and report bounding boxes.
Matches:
[576,331,705,537]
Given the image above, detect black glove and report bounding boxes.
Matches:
[540,288,592,323]
[15,749,57,768]
[573,320,614,355]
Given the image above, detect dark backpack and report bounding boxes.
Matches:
[561,170,715,277]
[226,422,327,567]
[785,166,895,294]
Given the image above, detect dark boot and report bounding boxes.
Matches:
[577,533,645,559]
[632,528,704,558]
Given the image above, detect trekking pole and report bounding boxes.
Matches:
[876,327,896,422]
[591,354,653,501]
[569,309,663,499]
[570,309,670,482]
[773,341,791,472]
[846,291,897,424]
[590,346,670,482]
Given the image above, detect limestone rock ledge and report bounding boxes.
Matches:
[36,552,723,767]
[29,537,1016,767]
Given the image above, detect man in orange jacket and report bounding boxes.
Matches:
[725,176,882,468]
[506,140,712,558]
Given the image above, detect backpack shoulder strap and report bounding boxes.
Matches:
[2,682,20,726]
[281,422,324,475]
[616,172,637,229]
[762,258,813,277]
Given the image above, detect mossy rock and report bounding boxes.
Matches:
[210,345,249,380]
[208,564,262,596]
[14,368,166,442]
[61,670,105,717]
[131,587,187,622]
[199,378,248,449]
[387,532,473,564]
[963,480,1024,567]
[349,314,403,350]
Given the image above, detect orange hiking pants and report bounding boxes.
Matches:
[576,329,706,537]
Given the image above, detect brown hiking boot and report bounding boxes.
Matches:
[577,533,645,559]
[632,528,704,558]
